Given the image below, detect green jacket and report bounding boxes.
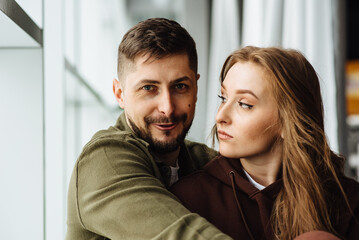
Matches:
[66,113,231,239]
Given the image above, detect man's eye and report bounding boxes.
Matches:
[174,83,186,90]
[142,85,154,91]
[239,102,253,109]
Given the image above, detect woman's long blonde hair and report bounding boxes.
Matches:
[219,46,347,239]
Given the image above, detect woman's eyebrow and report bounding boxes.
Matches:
[234,89,258,99]
[221,84,258,99]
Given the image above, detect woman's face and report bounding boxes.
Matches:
[216,61,282,160]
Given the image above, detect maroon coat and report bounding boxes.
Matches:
[171,155,359,240]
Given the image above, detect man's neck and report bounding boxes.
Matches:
[155,147,180,167]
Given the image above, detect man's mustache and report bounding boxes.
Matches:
[144,114,187,124]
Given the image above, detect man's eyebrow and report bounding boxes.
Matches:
[134,79,160,89]
[171,76,191,84]
[221,84,258,99]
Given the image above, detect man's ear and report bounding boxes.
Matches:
[113,79,125,109]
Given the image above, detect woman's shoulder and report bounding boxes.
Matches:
[170,156,225,199]
[340,176,359,205]
[338,176,359,240]
[174,169,210,186]
[340,176,359,195]
[170,169,219,210]
[171,168,219,194]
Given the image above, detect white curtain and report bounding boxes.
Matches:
[205,0,240,146]
[207,0,339,151]
[242,0,284,46]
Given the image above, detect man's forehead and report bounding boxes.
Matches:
[133,76,192,87]
[132,53,192,71]
[134,52,157,64]
[133,52,186,65]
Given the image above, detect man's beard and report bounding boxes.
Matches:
[128,114,192,153]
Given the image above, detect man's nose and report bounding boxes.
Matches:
[157,90,174,116]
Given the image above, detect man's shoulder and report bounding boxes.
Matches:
[82,112,137,145]
[84,125,138,149]
[76,122,151,168]
[70,120,159,188]
[90,124,134,144]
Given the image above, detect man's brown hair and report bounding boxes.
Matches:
[117,18,198,82]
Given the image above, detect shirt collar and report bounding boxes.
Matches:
[242,168,266,190]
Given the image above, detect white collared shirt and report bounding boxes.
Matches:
[243,168,266,190]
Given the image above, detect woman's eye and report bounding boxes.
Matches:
[218,95,227,103]
[239,102,253,109]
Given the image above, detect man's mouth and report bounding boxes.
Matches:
[145,114,188,132]
[153,123,178,131]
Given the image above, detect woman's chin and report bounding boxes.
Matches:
[219,147,240,159]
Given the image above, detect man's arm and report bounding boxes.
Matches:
[66,136,231,239]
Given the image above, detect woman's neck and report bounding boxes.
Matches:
[240,146,282,187]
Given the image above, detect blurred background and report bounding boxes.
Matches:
[0,0,358,239]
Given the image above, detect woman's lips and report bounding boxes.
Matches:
[153,123,177,131]
[217,130,233,140]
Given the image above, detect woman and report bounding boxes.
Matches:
[171,46,359,240]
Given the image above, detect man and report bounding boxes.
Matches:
[66,18,231,239]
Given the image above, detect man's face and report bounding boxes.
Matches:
[113,53,199,153]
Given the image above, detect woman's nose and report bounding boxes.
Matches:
[216,103,231,124]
